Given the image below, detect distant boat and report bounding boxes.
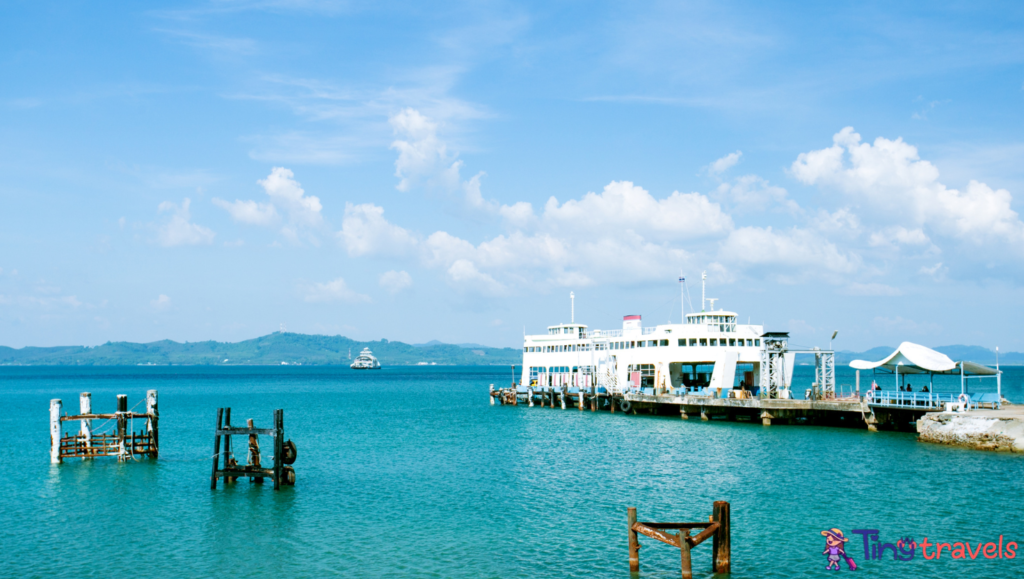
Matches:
[350,348,381,370]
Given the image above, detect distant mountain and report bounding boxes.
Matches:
[0,332,522,366]
[413,340,494,349]
[836,345,1023,366]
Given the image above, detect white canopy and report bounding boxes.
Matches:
[850,341,997,376]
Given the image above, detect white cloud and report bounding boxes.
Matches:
[708,150,742,176]
[258,167,323,228]
[212,198,279,225]
[718,226,861,281]
[390,108,461,192]
[873,315,941,335]
[446,259,506,296]
[919,262,948,280]
[840,283,903,297]
[867,226,931,248]
[379,270,413,294]
[714,175,799,214]
[338,203,419,257]
[542,181,732,241]
[211,167,324,243]
[792,127,1024,248]
[303,278,371,303]
[151,294,171,310]
[156,198,215,247]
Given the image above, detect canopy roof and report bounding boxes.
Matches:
[849,342,998,376]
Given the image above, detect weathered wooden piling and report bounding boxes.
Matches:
[79,393,92,457]
[211,408,293,490]
[52,392,158,462]
[627,502,731,578]
[712,501,731,573]
[627,507,640,572]
[146,390,158,458]
[50,399,62,464]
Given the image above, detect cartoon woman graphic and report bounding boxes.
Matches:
[821,528,856,570]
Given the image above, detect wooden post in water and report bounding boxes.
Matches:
[248,418,264,484]
[627,507,640,572]
[680,406,688,420]
[50,399,62,464]
[210,408,223,489]
[679,528,692,579]
[560,387,567,410]
[712,501,731,573]
[489,384,495,405]
[146,389,158,458]
[528,387,534,407]
[116,394,128,461]
[273,409,283,491]
[550,388,556,408]
[80,393,92,458]
[223,408,232,472]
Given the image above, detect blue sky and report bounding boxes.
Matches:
[2,1,1023,351]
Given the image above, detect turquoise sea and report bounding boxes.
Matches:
[1,365,1022,578]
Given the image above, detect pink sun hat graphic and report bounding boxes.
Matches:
[821,528,849,542]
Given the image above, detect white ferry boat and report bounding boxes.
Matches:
[520,274,798,397]
[350,348,381,370]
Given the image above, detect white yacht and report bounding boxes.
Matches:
[520,273,792,396]
[350,347,381,370]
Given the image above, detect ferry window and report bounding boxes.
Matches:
[720,339,726,347]
[700,339,707,346]
[754,339,761,347]
[746,339,753,347]
[637,341,644,348]
[709,339,716,346]
[729,339,736,347]
[679,339,686,346]
[690,339,697,346]
[660,340,668,346]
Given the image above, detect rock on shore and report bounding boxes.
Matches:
[917,410,1024,452]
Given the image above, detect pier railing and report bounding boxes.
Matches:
[867,390,964,410]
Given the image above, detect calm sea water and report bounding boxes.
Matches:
[1,365,1022,578]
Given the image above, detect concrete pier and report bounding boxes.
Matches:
[918,406,1024,453]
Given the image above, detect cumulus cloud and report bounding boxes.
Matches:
[390,108,461,192]
[718,226,861,281]
[707,150,742,176]
[156,198,215,247]
[714,175,800,214]
[542,181,732,240]
[792,127,1024,248]
[338,203,419,257]
[151,294,171,310]
[840,283,903,297]
[867,226,931,248]
[212,198,279,225]
[379,270,412,294]
[303,277,371,303]
[212,167,323,242]
[259,167,323,228]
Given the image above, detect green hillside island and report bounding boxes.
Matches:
[0,332,523,366]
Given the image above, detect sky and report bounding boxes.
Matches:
[2,0,1024,351]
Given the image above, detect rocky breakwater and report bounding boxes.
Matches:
[917,406,1024,452]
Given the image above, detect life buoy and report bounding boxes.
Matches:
[619,399,631,413]
[957,393,969,411]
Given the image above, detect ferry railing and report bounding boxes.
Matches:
[865,390,968,410]
[642,327,658,335]
[590,329,623,338]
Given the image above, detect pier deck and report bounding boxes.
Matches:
[489,385,970,431]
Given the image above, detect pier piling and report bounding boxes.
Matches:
[628,502,731,578]
[50,399,62,464]
[79,393,92,457]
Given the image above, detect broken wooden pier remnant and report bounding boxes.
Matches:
[627,502,731,578]
[49,390,158,463]
[210,408,297,490]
